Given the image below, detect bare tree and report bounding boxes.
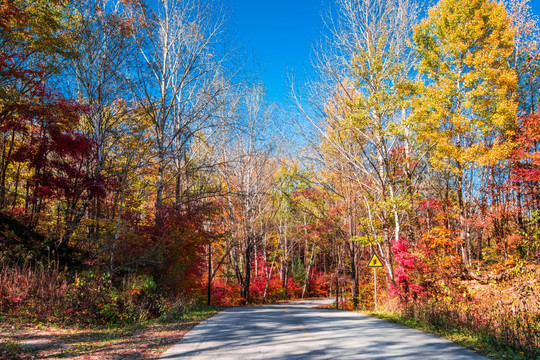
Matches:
[504,0,540,115]
[134,0,233,209]
[217,86,277,304]
[58,0,138,246]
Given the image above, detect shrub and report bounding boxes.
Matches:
[306,269,329,297]
[383,266,540,358]
[209,278,242,306]
[0,262,167,325]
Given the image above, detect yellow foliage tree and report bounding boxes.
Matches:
[412,0,518,265]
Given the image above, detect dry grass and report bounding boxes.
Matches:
[0,262,169,325]
[373,265,540,360]
[0,262,221,358]
[0,262,68,319]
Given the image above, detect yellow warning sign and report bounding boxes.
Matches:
[367,253,383,268]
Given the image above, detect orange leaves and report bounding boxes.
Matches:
[511,114,540,182]
[417,227,462,282]
[421,226,456,250]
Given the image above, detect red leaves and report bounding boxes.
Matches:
[511,167,540,182]
[52,132,94,160]
[209,278,242,306]
[117,205,217,296]
[306,269,329,297]
[419,198,443,211]
[391,238,425,302]
[1,23,97,204]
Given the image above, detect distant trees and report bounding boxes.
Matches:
[214,86,277,303]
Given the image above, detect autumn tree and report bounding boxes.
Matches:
[292,0,422,303]
[65,0,138,243]
[0,0,96,247]
[1,0,78,207]
[412,0,518,266]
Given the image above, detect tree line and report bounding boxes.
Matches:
[1,0,539,353]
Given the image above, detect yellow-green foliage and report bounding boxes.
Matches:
[412,0,518,172]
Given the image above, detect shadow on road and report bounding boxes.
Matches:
[160,299,487,360]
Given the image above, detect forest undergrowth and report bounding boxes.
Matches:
[372,264,540,360]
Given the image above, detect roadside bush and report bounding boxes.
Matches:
[210,278,242,306]
[306,269,329,297]
[0,262,168,325]
[397,298,539,358]
[0,262,68,319]
[249,272,287,303]
[286,277,303,298]
[383,266,540,359]
[158,296,196,323]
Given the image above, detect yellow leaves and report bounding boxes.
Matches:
[412,0,518,173]
[423,226,457,250]
[350,235,377,246]
[6,0,80,61]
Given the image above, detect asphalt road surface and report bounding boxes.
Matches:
[159,299,488,359]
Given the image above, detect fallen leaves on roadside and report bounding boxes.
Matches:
[0,319,201,360]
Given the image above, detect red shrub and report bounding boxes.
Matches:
[210,278,242,306]
[286,277,302,298]
[391,238,424,302]
[307,269,329,297]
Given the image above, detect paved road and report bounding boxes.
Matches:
[159,299,488,359]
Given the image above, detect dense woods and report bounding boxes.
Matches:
[1,0,539,357]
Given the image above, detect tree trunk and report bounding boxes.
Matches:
[457,169,470,266]
[242,242,252,304]
[156,151,166,209]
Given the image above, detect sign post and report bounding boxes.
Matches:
[374,268,377,310]
[367,252,383,311]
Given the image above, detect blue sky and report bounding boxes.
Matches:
[225,0,540,104]
[223,0,327,102]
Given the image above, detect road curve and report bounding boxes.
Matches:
[159,299,488,360]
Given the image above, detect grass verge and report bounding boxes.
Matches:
[369,311,535,360]
[0,305,222,360]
